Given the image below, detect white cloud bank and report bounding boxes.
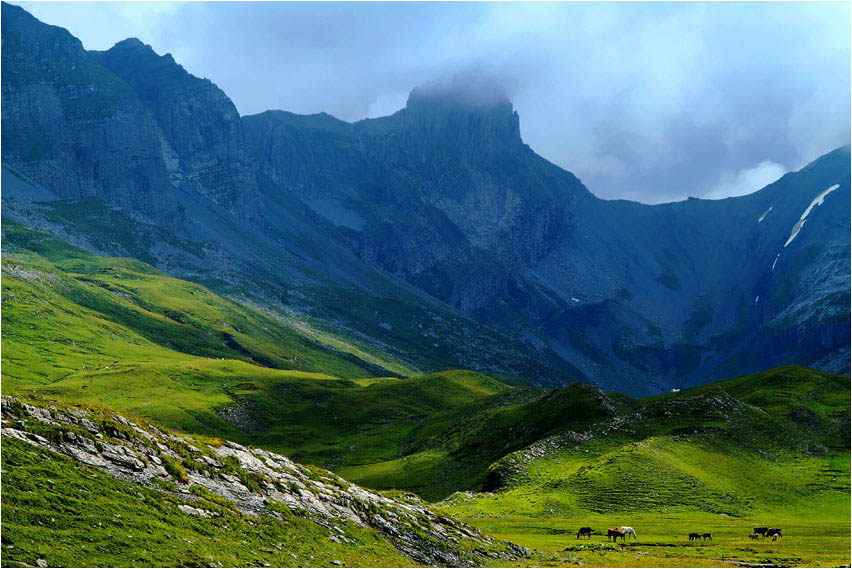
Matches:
[704,160,788,200]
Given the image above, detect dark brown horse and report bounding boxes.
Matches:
[767,528,782,540]
[608,528,626,542]
[688,532,701,541]
[576,527,593,539]
[702,533,712,541]
[753,526,769,537]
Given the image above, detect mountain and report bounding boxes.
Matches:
[2,228,847,506]
[2,215,848,566]
[0,3,181,225]
[2,2,849,395]
[90,38,261,219]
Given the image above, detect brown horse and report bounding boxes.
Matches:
[608,528,626,542]
[753,526,769,537]
[688,533,701,541]
[702,533,712,541]
[576,527,593,539]
[767,528,782,540]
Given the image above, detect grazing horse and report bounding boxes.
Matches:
[748,534,760,540]
[753,527,769,537]
[702,533,712,541]
[576,527,593,539]
[688,533,701,541]
[620,526,637,539]
[767,528,782,541]
[607,528,626,542]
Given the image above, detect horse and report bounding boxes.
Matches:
[607,528,626,542]
[748,534,760,540]
[767,528,782,541]
[688,533,701,541]
[576,527,593,539]
[753,526,769,537]
[620,526,637,539]
[702,533,712,541]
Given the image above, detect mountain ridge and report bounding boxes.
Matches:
[2,2,849,395]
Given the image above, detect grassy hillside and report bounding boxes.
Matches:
[3,233,849,507]
[433,367,850,567]
[1,225,528,489]
[2,224,849,567]
[2,220,414,380]
[2,436,411,568]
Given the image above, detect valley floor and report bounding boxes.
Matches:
[452,508,850,567]
[439,449,851,567]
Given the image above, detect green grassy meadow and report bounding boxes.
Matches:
[452,508,850,567]
[2,223,850,567]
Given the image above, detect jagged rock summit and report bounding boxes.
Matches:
[2,2,849,395]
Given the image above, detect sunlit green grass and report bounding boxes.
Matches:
[438,436,850,567]
[3,221,850,567]
[1,436,412,568]
[450,502,851,568]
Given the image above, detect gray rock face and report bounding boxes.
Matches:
[1,397,529,566]
[0,3,181,226]
[244,89,850,394]
[91,39,261,220]
[243,92,586,309]
[2,3,848,395]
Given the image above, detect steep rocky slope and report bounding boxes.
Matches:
[2,3,848,395]
[1,396,529,567]
[0,3,181,225]
[244,87,851,393]
[91,38,261,219]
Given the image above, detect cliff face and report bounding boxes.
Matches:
[243,87,590,311]
[0,3,181,225]
[91,39,261,219]
[2,3,848,395]
[355,90,584,269]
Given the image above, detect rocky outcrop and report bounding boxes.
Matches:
[0,397,529,566]
[2,3,848,396]
[0,2,182,227]
[92,39,261,220]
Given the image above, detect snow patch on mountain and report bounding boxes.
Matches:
[771,184,839,271]
[758,207,773,222]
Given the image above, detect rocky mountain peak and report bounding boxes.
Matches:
[90,34,259,216]
[109,37,149,51]
[93,38,208,96]
[406,72,512,110]
[401,73,521,146]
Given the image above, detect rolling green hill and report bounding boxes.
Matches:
[2,436,412,568]
[2,224,849,566]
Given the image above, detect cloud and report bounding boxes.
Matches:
[13,1,851,203]
[16,1,183,50]
[704,161,788,200]
[366,91,409,119]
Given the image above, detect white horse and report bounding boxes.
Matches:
[620,526,637,539]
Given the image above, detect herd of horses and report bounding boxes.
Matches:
[574,526,783,542]
[750,527,784,541]
[575,526,636,541]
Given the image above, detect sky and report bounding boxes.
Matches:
[15,1,851,203]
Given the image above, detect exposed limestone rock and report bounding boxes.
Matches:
[1,396,529,566]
